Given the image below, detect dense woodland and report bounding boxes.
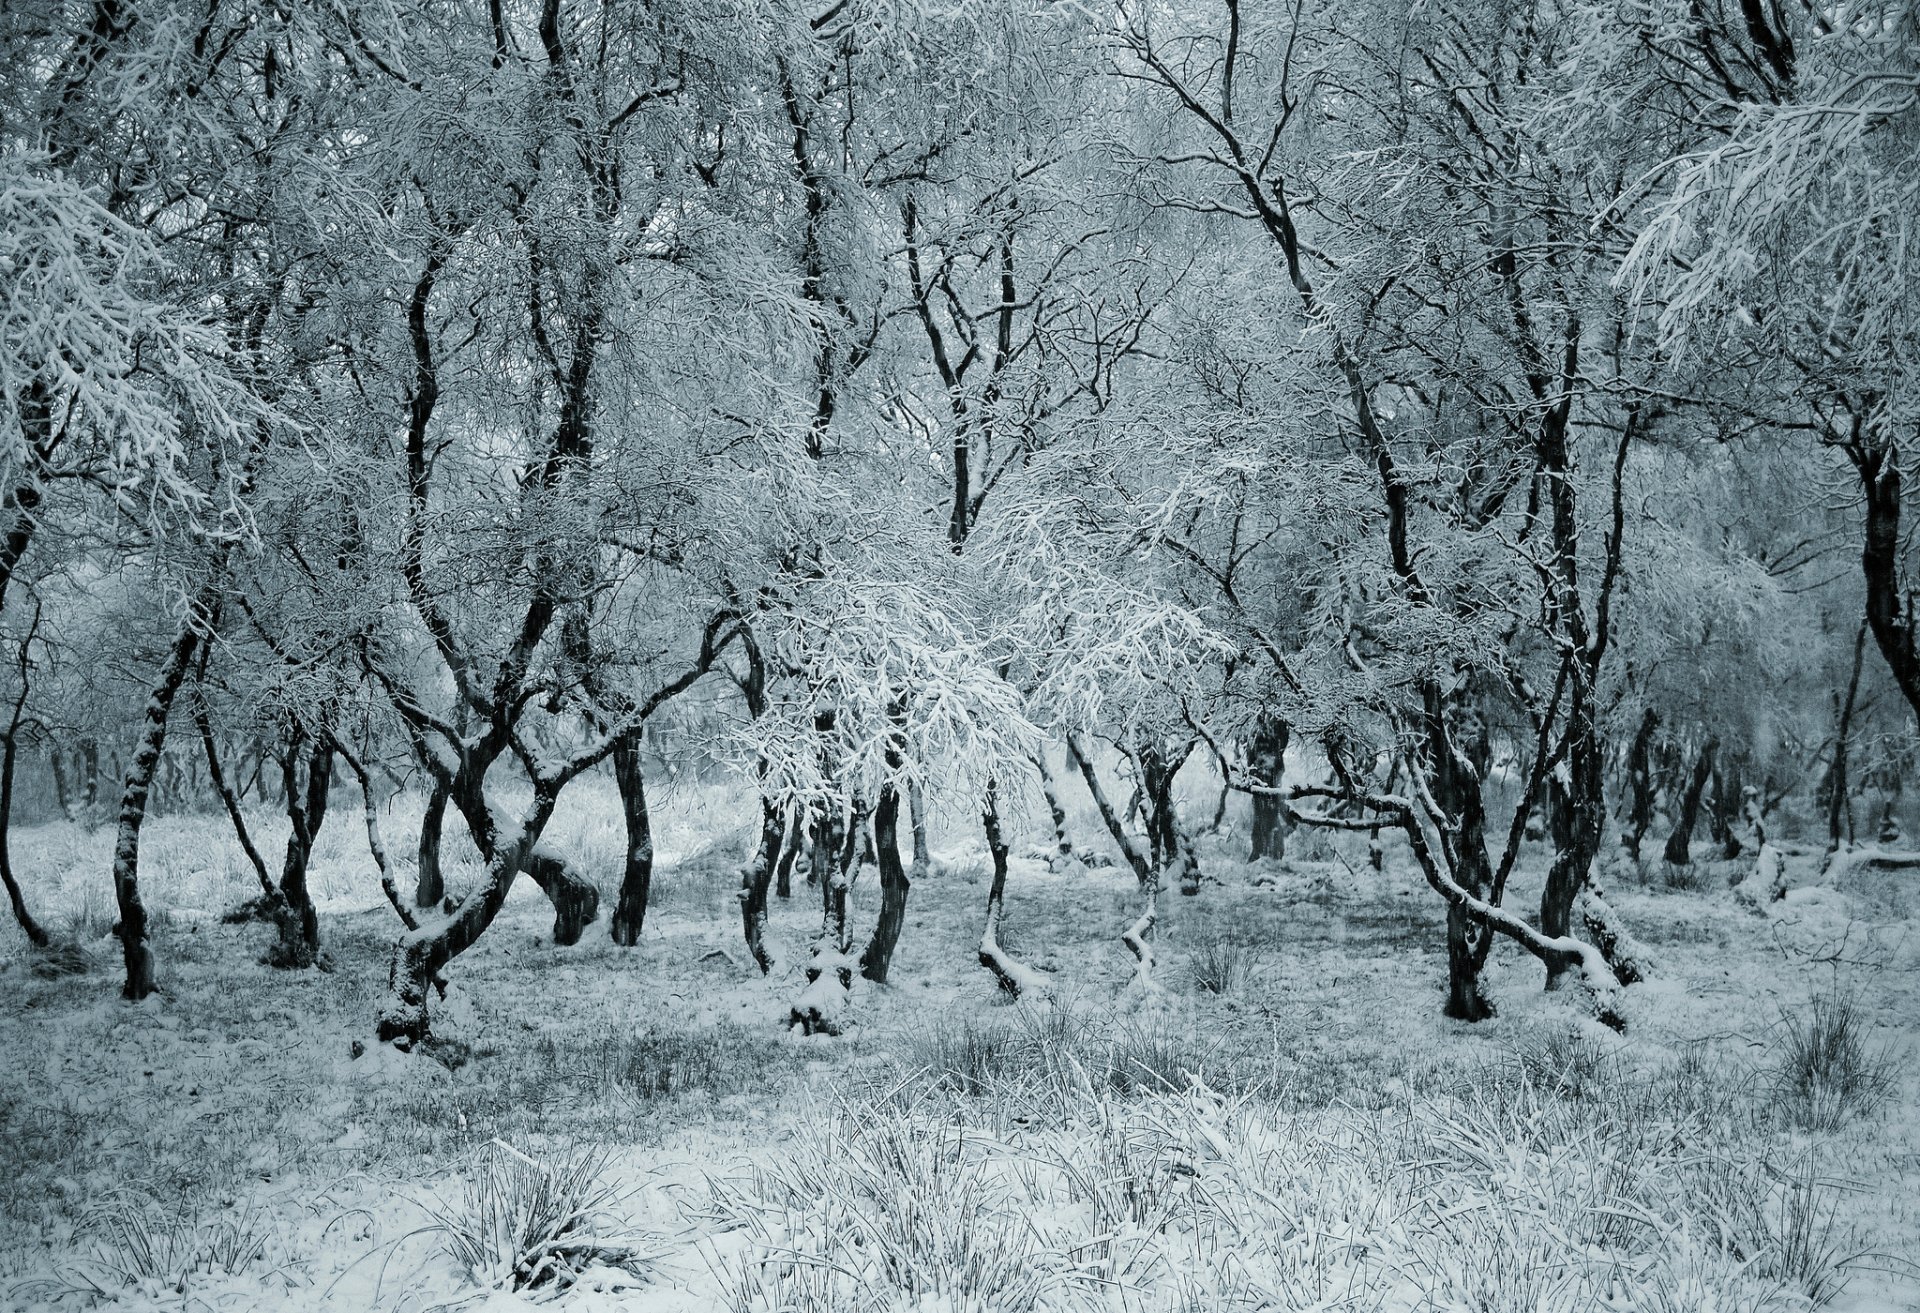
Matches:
[2,0,1918,1049]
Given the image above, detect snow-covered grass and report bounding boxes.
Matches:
[1,779,1917,1311]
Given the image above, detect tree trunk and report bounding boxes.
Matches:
[415,775,450,907]
[738,797,783,973]
[191,693,271,897]
[269,732,331,968]
[1825,624,1867,868]
[111,602,212,1000]
[49,747,73,821]
[774,802,802,897]
[791,802,853,1035]
[1035,751,1075,866]
[978,778,1045,997]
[1663,736,1719,867]
[378,789,561,1048]
[1248,715,1291,862]
[522,846,600,946]
[1623,708,1660,862]
[859,783,910,982]
[1,661,50,951]
[906,778,931,877]
[608,739,654,946]
[1428,691,1496,1022]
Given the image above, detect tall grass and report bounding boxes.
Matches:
[1770,986,1897,1131]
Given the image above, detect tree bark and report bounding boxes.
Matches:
[111,598,214,1000]
[1825,623,1867,867]
[1247,715,1290,862]
[1035,751,1075,865]
[415,775,450,907]
[1427,691,1496,1022]
[858,782,910,982]
[1663,736,1719,867]
[738,798,783,973]
[1624,708,1660,862]
[977,777,1046,997]
[522,846,600,946]
[774,803,803,898]
[266,730,331,968]
[1,623,50,950]
[191,691,272,897]
[608,739,654,945]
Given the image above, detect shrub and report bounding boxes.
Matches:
[427,1141,651,1293]
[1770,987,1896,1131]
[1186,932,1259,997]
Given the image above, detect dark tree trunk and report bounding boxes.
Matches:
[1428,691,1496,1022]
[1035,751,1075,865]
[1,635,49,950]
[1248,715,1291,862]
[977,777,1042,996]
[1663,736,1719,867]
[192,692,272,897]
[50,747,73,821]
[415,776,450,907]
[82,737,99,811]
[112,601,213,1000]
[608,739,654,946]
[269,731,331,968]
[1710,754,1746,859]
[774,803,803,898]
[379,788,562,1047]
[1624,709,1660,862]
[738,798,782,974]
[1826,623,1868,864]
[859,783,910,983]
[1854,447,1920,722]
[523,846,600,946]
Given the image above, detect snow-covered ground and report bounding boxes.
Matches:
[3,780,1917,1312]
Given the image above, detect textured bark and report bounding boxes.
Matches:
[1623,709,1660,861]
[858,783,910,983]
[415,776,450,907]
[1035,752,1075,864]
[1825,624,1868,866]
[1663,737,1718,867]
[1247,716,1291,862]
[523,847,600,946]
[977,778,1046,996]
[0,640,49,950]
[608,740,654,946]
[738,798,783,974]
[192,693,272,897]
[906,779,931,877]
[268,731,331,969]
[790,802,853,1035]
[1427,692,1496,1022]
[774,804,803,898]
[112,601,212,1000]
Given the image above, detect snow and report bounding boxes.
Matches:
[3,785,1918,1312]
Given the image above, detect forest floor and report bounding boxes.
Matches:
[2,777,1918,1312]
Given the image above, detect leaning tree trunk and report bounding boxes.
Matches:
[1034,751,1076,867]
[738,797,784,974]
[859,782,911,983]
[191,691,272,897]
[379,790,562,1047]
[906,778,931,877]
[0,647,50,951]
[111,602,213,1001]
[1663,736,1718,867]
[1069,735,1160,988]
[522,846,600,946]
[415,775,450,907]
[608,739,655,946]
[977,778,1047,997]
[1248,715,1291,862]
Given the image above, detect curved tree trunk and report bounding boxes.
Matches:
[112,600,213,1000]
[1427,691,1496,1022]
[192,690,272,897]
[608,739,654,946]
[738,798,783,974]
[1,628,49,950]
[858,783,910,982]
[523,846,600,946]
[1623,708,1660,862]
[268,730,331,968]
[1663,736,1718,867]
[1035,751,1075,866]
[977,778,1046,997]
[415,775,450,907]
